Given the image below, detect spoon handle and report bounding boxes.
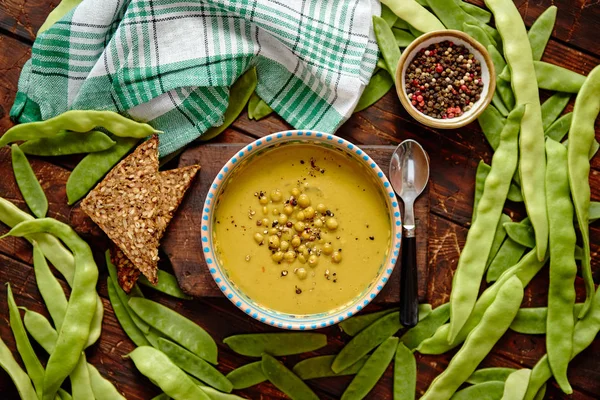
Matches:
[400,235,418,327]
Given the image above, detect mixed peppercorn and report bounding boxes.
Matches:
[405,40,484,119]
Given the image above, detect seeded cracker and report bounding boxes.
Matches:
[111,165,201,292]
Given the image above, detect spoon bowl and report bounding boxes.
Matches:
[389,139,430,327]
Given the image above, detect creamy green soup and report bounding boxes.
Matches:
[213,143,391,315]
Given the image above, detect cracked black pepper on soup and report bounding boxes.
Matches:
[213,144,391,314]
[405,40,484,119]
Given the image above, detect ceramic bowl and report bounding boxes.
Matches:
[395,29,496,129]
[200,131,402,330]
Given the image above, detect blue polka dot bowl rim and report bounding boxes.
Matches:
[200,130,402,330]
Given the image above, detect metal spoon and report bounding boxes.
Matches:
[389,139,430,327]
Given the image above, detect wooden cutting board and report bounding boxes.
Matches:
[161,143,429,303]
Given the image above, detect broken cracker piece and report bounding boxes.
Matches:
[81,135,163,284]
[110,165,201,292]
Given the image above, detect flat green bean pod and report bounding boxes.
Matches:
[400,303,450,350]
[589,201,600,223]
[57,388,72,400]
[534,61,587,93]
[157,338,233,393]
[381,3,399,27]
[199,68,257,142]
[292,354,368,380]
[487,46,515,111]
[486,237,527,283]
[23,309,58,353]
[340,304,430,336]
[503,221,535,248]
[457,1,491,23]
[466,367,516,385]
[20,130,116,156]
[418,248,545,355]
[107,277,150,347]
[138,269,191,299]
[545,112,572,142]
[248,95,273,121]
[380,0,445,33]
[33,242,68,330]
[70,354,95,400]
[501,369,531,399]
[373,16,401,81]
[393,18,410,30]
[394,342,416,400]
[477,105,505,151]
[0,110,157,147]
[106,252,150,334]
[546,138,577,394]
[129,297,218,364]
[6,284,45,396]
[541,92,571,131]
[198,384,245,400]
[393,28,416,47]
[37,0,82,34]
[354,69,394,113]
[226,362,266,389]
[261,353,319,400]
[151,394,170,400]
[422,276,524,400]
[510,304,584,335]
[129,346,210,400]
[451,381,504,399]
[3,219,100,400]
[0,335,38,400]
[463,23,495,49]
[332,311,401,373]
[487,214,510,265]
[66,136,139,204]
[223,332,326,357]
[449,105,524,342]
[485,0,548,262]
[341,337,398,400]
[567,65,600,318]
[87,363,126,400]
[528,6,557,61]
[11,144,48,218]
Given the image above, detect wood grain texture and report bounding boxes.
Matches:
[161,144,430,303]
[0,0,599,399]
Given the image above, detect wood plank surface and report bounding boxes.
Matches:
[161,144,430,303]
[0,1,599,399]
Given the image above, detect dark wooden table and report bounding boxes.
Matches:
[1,1,600,399]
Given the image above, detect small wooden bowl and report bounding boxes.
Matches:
[395,30,496,129]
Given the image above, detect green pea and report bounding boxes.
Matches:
[503,221,535,248]
[223,332,326,357]
[332,311,401,373]
[66,136,139,204]
[138,269,191,299]
[20,130,116,156]
[528,6,557,61]
[400,303,450,350]
[341,337,398,400]
[541,92,571,131]
[11,144,48,218]
[466,367,516,385]
[373,16,401,81]
[451,381,505,400]
[157,338,233,393]
[226,362,266,390]
[261,353,318,400]
[394,342,416,400]
[354,69,394,113]
[292,354,368,380]
[199,68,257,142]
[129,297,218,364]
[545,112,573,142]
[128,346,210,400]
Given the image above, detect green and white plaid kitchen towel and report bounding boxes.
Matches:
[11,0,380,155]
